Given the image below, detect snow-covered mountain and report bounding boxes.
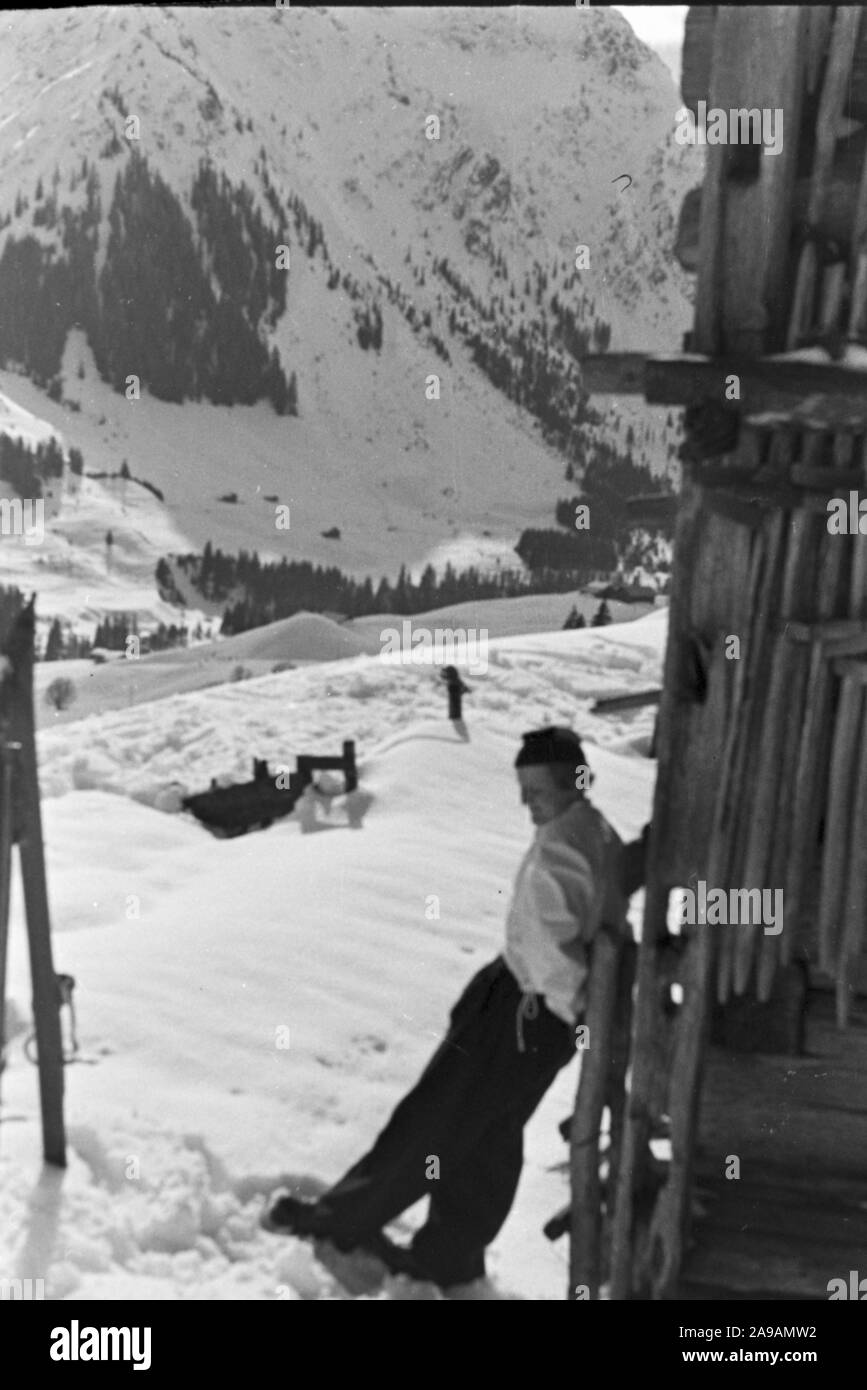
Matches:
[0,5,695,630]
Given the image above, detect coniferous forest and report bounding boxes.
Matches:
[158,546,633,637]
[554,450,673,546]
[0,584,23,637]
[0,433,82,499]
[0,153,294,411]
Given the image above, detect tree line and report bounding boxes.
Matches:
[0,434,82,500]
[42,612,194,660]
[563,601,613,629]
[157,545,614,636]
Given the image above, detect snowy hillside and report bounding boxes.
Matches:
[0,5,692,629]
[0,612,660,1300]
[34,590,659,729]
[33,607,665,800]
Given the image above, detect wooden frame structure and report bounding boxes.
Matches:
[0,595,66,1166]
[567,5,867,1299]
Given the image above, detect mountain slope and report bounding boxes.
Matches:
[0,6,695,624]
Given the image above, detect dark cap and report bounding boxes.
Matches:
[514,726,589,769]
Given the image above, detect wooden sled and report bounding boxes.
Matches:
[182,740,357,837]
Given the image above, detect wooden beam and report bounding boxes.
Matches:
[784,617,867,643]
[581,353,647,395]
[789,465,863,490]
[582,352,867,415]
[831,657,867,681]
[591,689,661,714]
[625,494,680,524]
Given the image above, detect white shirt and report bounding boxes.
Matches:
[502,797,628,1024]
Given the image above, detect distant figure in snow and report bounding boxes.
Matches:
[440,664,470,721]
[265,726,631,1289]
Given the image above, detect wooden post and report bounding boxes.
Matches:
[608,876,671,1299]
[695,7,807,355]
[643,928,715,1299]
[3,601,66,1166]
[0,742,18,1089]
[343,740,357,793]
[605,941,637,1183]
[600,940,637,1282]
[568,928,621,1299]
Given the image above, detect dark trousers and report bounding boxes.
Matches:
[313,955,577,1284]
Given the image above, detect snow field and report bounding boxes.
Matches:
[1,613,661,1299]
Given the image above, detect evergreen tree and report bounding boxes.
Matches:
[371,304,383,351]
[591,600,612,628]
[44,617,64,660]
[286,371,298,417]
[267,348,289,414]
[563,605,588,630]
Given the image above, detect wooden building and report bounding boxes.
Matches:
[570,5,867,1300]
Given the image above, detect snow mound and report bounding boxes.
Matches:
[214,612,379,664]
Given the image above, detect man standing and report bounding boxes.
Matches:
[266,726,629,1287]
[439,664,471,721]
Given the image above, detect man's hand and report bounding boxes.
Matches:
[620,822,650,896]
